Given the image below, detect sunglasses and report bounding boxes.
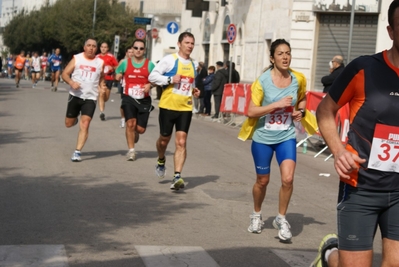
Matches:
[133,46,145,51]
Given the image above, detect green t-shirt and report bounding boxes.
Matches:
[115,58,155,74]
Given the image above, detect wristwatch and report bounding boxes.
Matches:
[299,108,305,117]
[167,76,172,84]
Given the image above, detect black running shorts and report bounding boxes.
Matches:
[105,80,113,90]
[121,95,151,129]
[158,108,192,137]
[337,181,399,250]
[66,94,97,118]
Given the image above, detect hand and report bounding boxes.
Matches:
[334,149,366,179]
[276,96,293,109]
[292,110,302,122]
[172,74,181,84]
[71,81,81,90]
[193,88,200,98]
[144,83,151,94]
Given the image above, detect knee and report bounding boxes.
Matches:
[126,120,137,130]
[175,138,187,149]
[255,175,270,188]
[136,126,146,134]
[281,175,294,188]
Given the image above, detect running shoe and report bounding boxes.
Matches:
[134,131,140,143]
[248,213,264,234]
[16,83,19,88]
[309,234,338,267]
[120,118,125,128]
[170,177,185,190]
[155,164,166,179]
[54,87,57,92]
[126,150,136,161]
[51,87,55,92]
[273,216,292,242]
[71,151,82,162]
[32,84,36,88]
[100,113,105,121]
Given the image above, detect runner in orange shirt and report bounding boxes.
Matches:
[14,50,25,88]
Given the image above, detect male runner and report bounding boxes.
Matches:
[14,50,25,88]
[6,54,13,78]
[24,53,31,80]
[310,0,399,266]
[48,48,62,92]
[61,38,106,162]
[148,32,200,190]
[30,52,41,88]
[96,42,118,121]
[115,40,155,161]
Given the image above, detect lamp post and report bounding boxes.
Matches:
[92,0,97,37]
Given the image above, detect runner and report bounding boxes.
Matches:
[14,50,25,88]
[115,40,155,161]
[30,52,41,88]
[61,38,106,162]
[48,48,62,92]
[118,46,134,128]
[24,53,31,80]
[40,52,48,81]
[96,42,118,121]
[148,32,200,190]
[6,54,13,79]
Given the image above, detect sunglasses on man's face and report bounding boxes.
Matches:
[133,46,145,51]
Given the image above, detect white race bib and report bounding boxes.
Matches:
[172,76,193,97]
[128,84,145,99]
[368,123,399,172]
[78,65,96,82]
[53,60,60,67]
[264,106,293,131]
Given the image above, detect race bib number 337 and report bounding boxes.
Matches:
[368,123,399,172]
[264,106,294,131]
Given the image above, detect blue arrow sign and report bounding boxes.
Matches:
[166,21,179,34]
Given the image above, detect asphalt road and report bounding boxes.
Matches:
[0,78,382,267]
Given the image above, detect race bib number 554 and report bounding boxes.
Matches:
[368,123,399,172]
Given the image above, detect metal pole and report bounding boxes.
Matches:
[92,0,97,37]
[229,44,232,83]
[347,0,356,62]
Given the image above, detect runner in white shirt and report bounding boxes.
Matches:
[30,52,41,88]
[61,38,106,162]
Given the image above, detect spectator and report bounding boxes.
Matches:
[202,65,215,116]
[211,61,228,119]
[194,61,207,114]
[321,55,344,93]
[225,60,240,83]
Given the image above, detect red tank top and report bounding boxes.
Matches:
[123,59,150,98]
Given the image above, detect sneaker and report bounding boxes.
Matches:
[16,83,19,88]
[273,216,292,241]
[155,164,166,179]
[248,213,264,234]
[309,234,338,267]
[170,177,185,190]
[71,151,82,162]
[54,87,57,92]
[126,150,136,161]
[120,118,125,128]
[134,131,140,143]
[100,113,105,121]
[51,87,55,91]
[32,84,36,88]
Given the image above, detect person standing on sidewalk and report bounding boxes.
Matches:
[238,39,307,242]
[96,42,119,121]
[62,38,106,162]
[148,32,200,190]
[311,1,399,266]
[115,40,155,161]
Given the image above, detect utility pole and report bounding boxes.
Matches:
[92,0,97,37]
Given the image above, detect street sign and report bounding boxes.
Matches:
[134,17,152,25]
[114,35,120,56]
[151,28,159,39]
[135,28,146,40]
[227,23,237,44]
[166,21,179,34]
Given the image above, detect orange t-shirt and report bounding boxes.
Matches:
[15,56,25,70]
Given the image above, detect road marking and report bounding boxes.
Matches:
[0,245,68,267]
[272,249,316,267]
[135,245,220,267]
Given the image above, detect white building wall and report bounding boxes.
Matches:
[376,0,392,52]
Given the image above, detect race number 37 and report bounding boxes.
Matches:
[368,124,399,172]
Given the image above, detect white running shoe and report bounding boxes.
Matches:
[126,150,136,161]
[155,164,166,179]
[71,151,82,162]
[120,118,125,128]
[273,216,292,241]
[248,213,264,234]
[170,177,185,190]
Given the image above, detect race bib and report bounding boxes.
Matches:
[172,76,193,97]
[8,60,12,65]
[53,60,60,67]
[368,124,399,172]
[264,106,293,131]
[78,65,96,82]
[128,84,145,99]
